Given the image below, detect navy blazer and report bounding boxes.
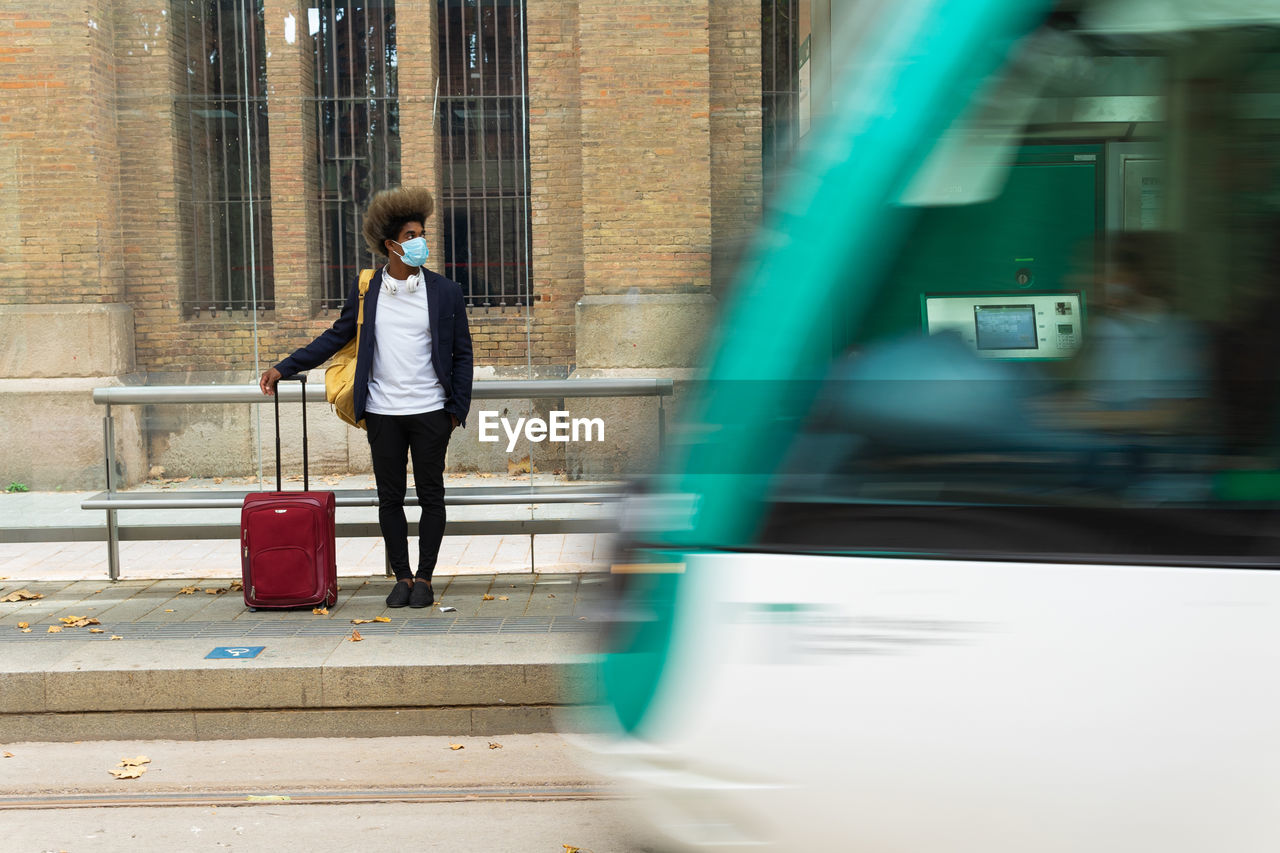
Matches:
[274,268,474,427]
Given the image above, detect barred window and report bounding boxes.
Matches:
[437,0,532,308]
[176,0,274,317]
[763,0,800,185]
[311,1,402,310]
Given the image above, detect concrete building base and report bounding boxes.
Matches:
[575,293,718,370]
[569,292,716,479]
[0,304,136,379]
[0,303,144,491]
[0,376,147,491]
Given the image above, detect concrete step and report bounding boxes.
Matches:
[0,574,609,742]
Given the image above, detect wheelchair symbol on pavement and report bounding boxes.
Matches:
[206,646,265,659]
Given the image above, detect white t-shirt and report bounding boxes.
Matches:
[365,268,446,416]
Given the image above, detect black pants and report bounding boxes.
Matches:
[365,409,453,582]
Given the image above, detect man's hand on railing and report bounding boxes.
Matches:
[259,367,283,396]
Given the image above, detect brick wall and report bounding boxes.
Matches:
[259,0,323,367]
[525,0,583,368]
[395,0,439,248]
[578,0,713,297]
[0,1,124,304]
[1,0,763,373]
[115,0,190,371]
[710,0,763,295]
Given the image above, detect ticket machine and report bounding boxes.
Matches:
[922,291,1084,359]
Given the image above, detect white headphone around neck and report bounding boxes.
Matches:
[381,267,422,295]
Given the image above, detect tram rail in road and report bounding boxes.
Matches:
[0,784,618,811]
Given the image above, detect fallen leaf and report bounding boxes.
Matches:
[477,472,495,479]
[47,626,62,634]
[498,596,509,601]
[178,587,198,595]
[16,622,27,629]
[482,594,494,601]
[349,630,363,642]
[1,589,44,602]
[229,580,243,591]
[20,628,31,634]
[109,766,146,779]
[148,465,166,479]
[246,794,291,802]
[312,607,329,616]
[205,587,227,595]
[60,616,101,628]
[449,744,464,751]
[164,609,175,613]
[548,594,556,598]
[564,846,580,853]
[2,752,12,758]
[120,756,151,767]
[488,742,503,750]
[351,619,373,625]
[373,616,391,623]
[110,635,123,640]
[213,477,224,484]
[507,455,536,476]
[89,628,104,634]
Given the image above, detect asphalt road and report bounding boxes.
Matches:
[0,734,666,852]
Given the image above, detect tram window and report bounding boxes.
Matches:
[758,20,1280,567]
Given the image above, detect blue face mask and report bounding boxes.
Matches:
[393,236,430,267]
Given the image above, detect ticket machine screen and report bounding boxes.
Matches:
[974,305,1038,351]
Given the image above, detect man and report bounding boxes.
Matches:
[260,187,473,608]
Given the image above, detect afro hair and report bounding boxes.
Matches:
[361,186,436,258]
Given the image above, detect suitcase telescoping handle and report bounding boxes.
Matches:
[272,374,309,492]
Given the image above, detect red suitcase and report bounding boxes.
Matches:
[241,375,338,610]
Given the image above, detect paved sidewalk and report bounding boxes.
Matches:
[0,477,620,743]
[0,572,610,742]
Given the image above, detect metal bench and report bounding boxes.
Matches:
[77,379,672,579]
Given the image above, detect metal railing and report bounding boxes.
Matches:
[86,378,672,579]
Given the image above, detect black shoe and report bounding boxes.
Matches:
[385,580,413,608]
[409,581,435,609]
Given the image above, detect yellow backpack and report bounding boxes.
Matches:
[324,268,375,429]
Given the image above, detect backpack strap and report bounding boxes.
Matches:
[357,268,374,326]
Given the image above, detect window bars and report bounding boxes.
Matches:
[437,0,532,308]
[762,0,800,187]
[311,0,401,310]
[178,0,274,317]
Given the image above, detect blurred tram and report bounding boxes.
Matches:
[585,1,1280,850]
